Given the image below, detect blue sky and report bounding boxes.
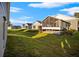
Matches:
[10,2,79,26]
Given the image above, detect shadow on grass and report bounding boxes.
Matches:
[4,35,35,57]
[4,30,79,57]
[60,39,71,54]
[8,29,39,37]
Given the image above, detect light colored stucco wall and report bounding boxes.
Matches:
[59,20,69,30]
[8,26,12,29]
[32,22,42,30]
[69,20,78,30]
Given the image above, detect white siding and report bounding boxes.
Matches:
[32,22,42,30]
[0,3,9,57]
[42,27,61,30]
[0,17,4,57]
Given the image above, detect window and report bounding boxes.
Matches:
[38,26,41,28]
[53,23,56,27]
[52,21,59,27]
[43,29,46,31]
[33,26,35,29]
[26,26,27,28]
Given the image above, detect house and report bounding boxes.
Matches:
[8,23,12,29]
[74,13,79,30]
[74,13,79,18]
[66,19,79,31]
[42,16,70,34]
[32,21,42,30]
[12,25,21,29]
[22,23,32,29]
[0,2,10,56]
[55,14,79,31]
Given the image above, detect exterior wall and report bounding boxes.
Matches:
[69,20,78,30]
[60,20,70,30]
[22,24,32,29]
[42,17,59,27]
[42,27,61,34]
[42,27,61,30]
[0,16,4,57]
[32,22,42,30]
[74,13,79,30]
[28,25,32,29]
[74,13,79,18]
[0,2,9,56]
[21,24,26,29]
[8,26,12,29]
[43,31,62,34]
[42,16,69,34]
[42,17,61,34]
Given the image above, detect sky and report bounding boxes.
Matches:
[10,2,79,26]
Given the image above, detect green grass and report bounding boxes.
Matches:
[4,29,79,57]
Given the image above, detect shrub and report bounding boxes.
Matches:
[61,29,76,35]
[68,29,76,33]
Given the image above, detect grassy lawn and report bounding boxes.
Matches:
[4,29,79,57]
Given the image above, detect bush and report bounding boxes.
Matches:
[68,29,76,33]
[61,29,76,35]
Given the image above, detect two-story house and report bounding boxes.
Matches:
[32,21,42,30]
[22,23,32,29]
[55,14,79,31]
[42,16,70,34]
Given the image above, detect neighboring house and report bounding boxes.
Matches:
[8,26,11,29]
[22,23,32,29]
[55,14,79,31]
[74,13,79,18]
[74,13,79,31]
[8,24,12,29]
[42,16,70,34]
[12,25,21,29]
[32,21,42,30]
[66,19,79,31]
[0,2,10,56]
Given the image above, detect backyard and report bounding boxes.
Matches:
[4,29,79,57]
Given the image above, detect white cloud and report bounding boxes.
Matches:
[28,2,70,8]
[10,7,23,13]
[10,18,27,24]
[61,7,79,15]
[18,16,32,20]
[10,16,32,25]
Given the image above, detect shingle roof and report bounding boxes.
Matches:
[36,20,42,23]
[53,14,79,21]
[26,23,32,25]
